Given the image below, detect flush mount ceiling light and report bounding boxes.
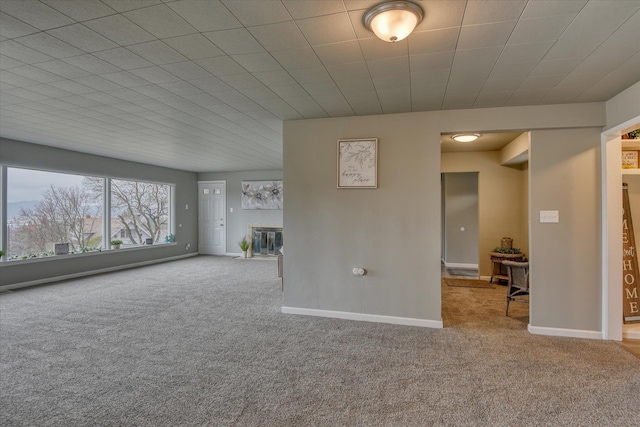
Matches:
[363,1,424,43]
[452,134,481,143]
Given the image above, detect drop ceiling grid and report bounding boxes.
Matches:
[0,0,639,172]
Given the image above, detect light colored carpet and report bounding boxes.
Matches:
[1,256,639,426]
[445,278,495,289]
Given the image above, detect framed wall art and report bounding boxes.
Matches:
[337,138,378,188]
[241,181,283,209]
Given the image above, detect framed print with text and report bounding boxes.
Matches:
[337,138,378,188]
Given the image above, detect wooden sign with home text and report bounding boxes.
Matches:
[622,183,640,323]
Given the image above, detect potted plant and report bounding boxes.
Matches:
[239,236,250,258]
[0,249,5,258]
[110,239,123,249]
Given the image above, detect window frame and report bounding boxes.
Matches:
[0,165,175,262]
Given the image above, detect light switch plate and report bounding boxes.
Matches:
[540,210,559,223]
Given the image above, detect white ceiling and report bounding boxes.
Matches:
[1,0,639,172]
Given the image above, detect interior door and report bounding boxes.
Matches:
[198,181,226,255]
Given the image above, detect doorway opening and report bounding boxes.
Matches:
[441,131,530,330]
[603,118,640,351]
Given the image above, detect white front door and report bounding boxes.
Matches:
[198,181,226,255]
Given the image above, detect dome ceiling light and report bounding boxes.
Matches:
[363,1,424,43]
[452,134,481,143]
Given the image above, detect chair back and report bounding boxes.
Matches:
[502,260,529,291]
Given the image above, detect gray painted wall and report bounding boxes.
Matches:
[284,113,442,321]
[443,172,478,266]
[284,103,606,330]
[0,138,198,287]
[529,128,602,331]
[198,170,282,252]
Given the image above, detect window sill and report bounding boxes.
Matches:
[0,242,178,266]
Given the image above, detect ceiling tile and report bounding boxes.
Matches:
[220,0,292,26]
[507,14,577,46]
[32,60,91,79]
[313,40,364,65]
[83,14,156,46]
[10,64,64,83]
[530,58,583,77]
[252,69,297,87]
[418,0,465,31]
[288,67,332,85]
[187,77,232,94]
[359,38,408,61]
[409,51,454,72]
[231,52,283,73]
[124,4,196,39]
[297,13,357,46]
[127,40,187,65]
[196,55,245,76]
[544,6,636,61]
[129,66,182,84]
[517,74,565,91]
[25,83,73,97]
[269,83,308,98]
[0,54,26,69]
[47,24,119,53]
[411,69,450,93]
[204,28,265,55]
[109,88,150,102]
[520,0,587,19]
[73,75,122,91]
[367,56,410,77]
[41,0,116,21]
[335,77,375,96]
[4,87,50,101]
[326,61,370,81]
[0,12,39,38]
[130,84,175,99]
[488,62,535,81]
[100,0,163,13]
[11,33,81,59]
[163,34,225,60]
[62,54,121,75]
[100,70,151,88]
[48,79,95,94]
[282,0,345,19]
[409,27,459,55]
[497,41,554,65]
[167,0,242,32]
[457,21,517,50]
[462,0,528,25]
[248,21,309,51]
[218,72,265,90]
[93,48,154,70]
[161,61,212,80]
[271,47,322,69]
[161,80,210,96]
[0,0,74,30]
[452,46,503,69]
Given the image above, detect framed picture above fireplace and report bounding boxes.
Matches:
[337,138,378,188]
[241,180,283,209]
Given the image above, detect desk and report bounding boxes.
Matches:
[490,252,526,283]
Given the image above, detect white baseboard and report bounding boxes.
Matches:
[225,252,242,257]
[479,275,492,281]
[528,324,603,340]
[281,306,443,329]
[444,262,479,269]
[0,253,198,292]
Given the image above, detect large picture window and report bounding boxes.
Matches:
[4,167,173,260]
[110,179,170,247]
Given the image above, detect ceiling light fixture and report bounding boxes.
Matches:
[363,1,424,43]
[452,134,481,143]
